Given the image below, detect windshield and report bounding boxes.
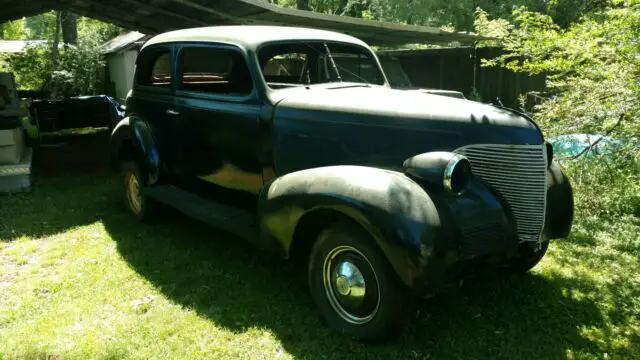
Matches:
[378,55,413,89]
[258,41,386,89]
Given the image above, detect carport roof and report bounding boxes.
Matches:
[0,0,487,45]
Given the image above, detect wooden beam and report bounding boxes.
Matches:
[0,0,490,45]
[70,0,164,33]
[70,5,160,34]
[120,0,209,27]
[240,0,485,44]
[0,1,57,22]
[169,0,258,24]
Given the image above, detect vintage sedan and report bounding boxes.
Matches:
[109,26,574,342]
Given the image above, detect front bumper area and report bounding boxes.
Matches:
[410,163,574,295]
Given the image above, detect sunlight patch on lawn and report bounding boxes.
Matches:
[1,174,638,359]
[0,221,293,359]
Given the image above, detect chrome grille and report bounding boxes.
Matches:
[455,144,548,243]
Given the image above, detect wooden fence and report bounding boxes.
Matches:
[377,47,546,109]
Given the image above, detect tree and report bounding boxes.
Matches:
[483,2,640,141]
[61,11,78,44]
[0,19,29,40]
[48,11,62,97]
[2,13,121,96]
[265,0,614,31]
[297,0,310,10]
[25,12,57,40]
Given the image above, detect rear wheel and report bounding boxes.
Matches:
[121,161,160,221]
[510,240,549,272]
[308,222,416,343]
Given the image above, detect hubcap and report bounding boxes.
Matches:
[323,245,380,324]
[125,172,142,214]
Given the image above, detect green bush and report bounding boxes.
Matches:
[0,14,120,98]
[563,153,640,220]
[2,38,106,97]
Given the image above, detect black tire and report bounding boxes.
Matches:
[308,222,417,343]
[510,241,549,273]
[120,161,160,221]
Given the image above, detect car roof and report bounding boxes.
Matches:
[142,25,370,51]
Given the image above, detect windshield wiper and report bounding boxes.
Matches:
[323,43,343,83]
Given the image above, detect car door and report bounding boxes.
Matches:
[131,44,184,181]
[173,43,264,204]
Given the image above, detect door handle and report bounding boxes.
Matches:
[166,109,180,115]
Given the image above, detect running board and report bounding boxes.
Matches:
[144,185,259,243]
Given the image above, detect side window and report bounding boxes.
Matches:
[179,47,253,96]
[137,49,172,88]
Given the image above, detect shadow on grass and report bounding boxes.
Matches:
[0,130,611,358]
[0,174,118,241]
[102,204,606,360]
[1,173,608,359]
[0,131,113,241]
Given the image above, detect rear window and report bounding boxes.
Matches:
[136,49,172,88]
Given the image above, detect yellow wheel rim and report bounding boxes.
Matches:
[125,172,143,214]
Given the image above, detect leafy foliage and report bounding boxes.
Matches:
[0,18,29,39]
[265,0,611,30]
[566,153,640,220]
[0,13,120,96]
[25,12,58,40]
[483,4,640,141]
[2,45,52,91]
[473,7,512,46]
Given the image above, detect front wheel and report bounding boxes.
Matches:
[308,222,416,343]
[510,241,549,273]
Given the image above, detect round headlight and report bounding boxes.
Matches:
[444,155,472,193]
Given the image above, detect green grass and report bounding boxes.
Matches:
[1,173,639,359]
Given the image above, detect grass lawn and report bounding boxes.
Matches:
[1,133,639,359]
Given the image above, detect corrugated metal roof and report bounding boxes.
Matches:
[0,0,487,46]
[102,31,147,54]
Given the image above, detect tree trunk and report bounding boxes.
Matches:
[338,0,349,15]
[296,0,310,10]
[48,11,62,97]
[61,11,78,45]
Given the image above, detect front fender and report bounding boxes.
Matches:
[109,116,162,185]
[544,162,574,239]
[258,165,446,288]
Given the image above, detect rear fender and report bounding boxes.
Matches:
[258,165,446,288]
[109,116,161,185]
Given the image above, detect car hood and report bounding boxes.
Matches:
[272,85,542,147]
[396,88,467,100]
[270,85,544,172]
